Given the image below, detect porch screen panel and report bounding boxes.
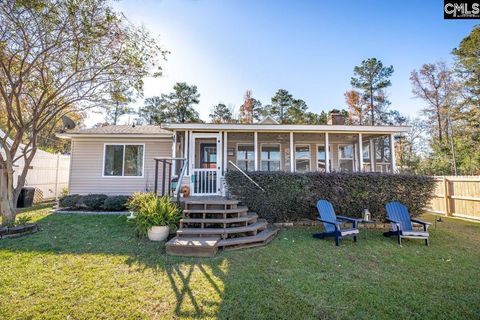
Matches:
[317,145,331,172]
[374,137,391,172]
[237,144,254,171]
[362,141,370,171]
[338,145,354,172]
[261,144,280,171]
[295,145,311,172]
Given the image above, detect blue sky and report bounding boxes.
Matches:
[89,0,478,125]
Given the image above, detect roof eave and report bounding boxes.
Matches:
[56,133,173,139]
[161,123,411,133]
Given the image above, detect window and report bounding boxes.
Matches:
[295,145,311,172]
[317,145,331,171]
[261,144,280,171]
[200,143,217,168]
[236,144,254,171]
[104,144,144,177]
[338,144,354,172]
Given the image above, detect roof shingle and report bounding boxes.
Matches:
[64,125,172,136]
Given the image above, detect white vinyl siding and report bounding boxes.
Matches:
[69,138,170,195]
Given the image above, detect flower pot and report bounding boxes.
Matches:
[147,226,170,241]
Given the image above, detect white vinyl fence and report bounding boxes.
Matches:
[1,153,70,203]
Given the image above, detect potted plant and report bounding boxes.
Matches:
[127,193,181,241]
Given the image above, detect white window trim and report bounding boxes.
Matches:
[294,144,311,172]
[337,144,354,172]
[316,144,331,171]
[236,143,255,171]
[260,143,282,171]
[102,143,145,178]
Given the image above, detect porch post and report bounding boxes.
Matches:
[358,133,363,172]
[188,130,193,176]
[218,130,223,173]
[171,131,177,175]
[223,131,228,175]
[390,133,396,173]
[254,131,258,171]
[289,132,294,172]
[325,132,330,173]
[369,139,375,172]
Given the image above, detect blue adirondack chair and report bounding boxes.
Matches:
[384,201,431,246]
[313,200,361,246]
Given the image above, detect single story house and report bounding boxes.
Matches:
[58,115,410,196]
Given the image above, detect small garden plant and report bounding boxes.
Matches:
[127,193,181,237]
[15,215,32,226]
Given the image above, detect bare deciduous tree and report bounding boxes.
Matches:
[410,62,457,143]
[0,0,166,225]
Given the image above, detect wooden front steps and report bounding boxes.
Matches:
[219,228,278,250]
[166,237,220,257]
[180,212,258,225]
[177,220,267,236]
[166,198,278,257]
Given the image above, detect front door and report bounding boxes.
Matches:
[190,133,222,195]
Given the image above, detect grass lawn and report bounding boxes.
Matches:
[1,205,480,319]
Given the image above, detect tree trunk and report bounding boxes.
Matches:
[0,162,17,226]
[436,107,443,142]
[113,102,119,125]
[370,85,375,125]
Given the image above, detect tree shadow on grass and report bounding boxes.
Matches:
[0,213,234,318]
[4,212,461,319]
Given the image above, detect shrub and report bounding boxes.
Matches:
[127,193,181,237]
[58,194,81,209]
[81,194,108,210]
[127,192,156,213]
[225,171,436,223]
[103,195,130,211]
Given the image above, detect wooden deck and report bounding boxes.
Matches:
[166,197,278,257]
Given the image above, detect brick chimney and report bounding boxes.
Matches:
[327,111,346,125]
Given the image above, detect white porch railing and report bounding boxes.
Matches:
[192,169,218,195]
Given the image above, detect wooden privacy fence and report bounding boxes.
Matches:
[425,176,480,221]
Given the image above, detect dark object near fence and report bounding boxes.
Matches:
[313,200,360,246]
[17,187,35,208]
[0,223,38,238]
[384,201,431,246]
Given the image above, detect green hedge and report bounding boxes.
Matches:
[225,171,435,222]
[58,194,130,211]
[103,195,130,211]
